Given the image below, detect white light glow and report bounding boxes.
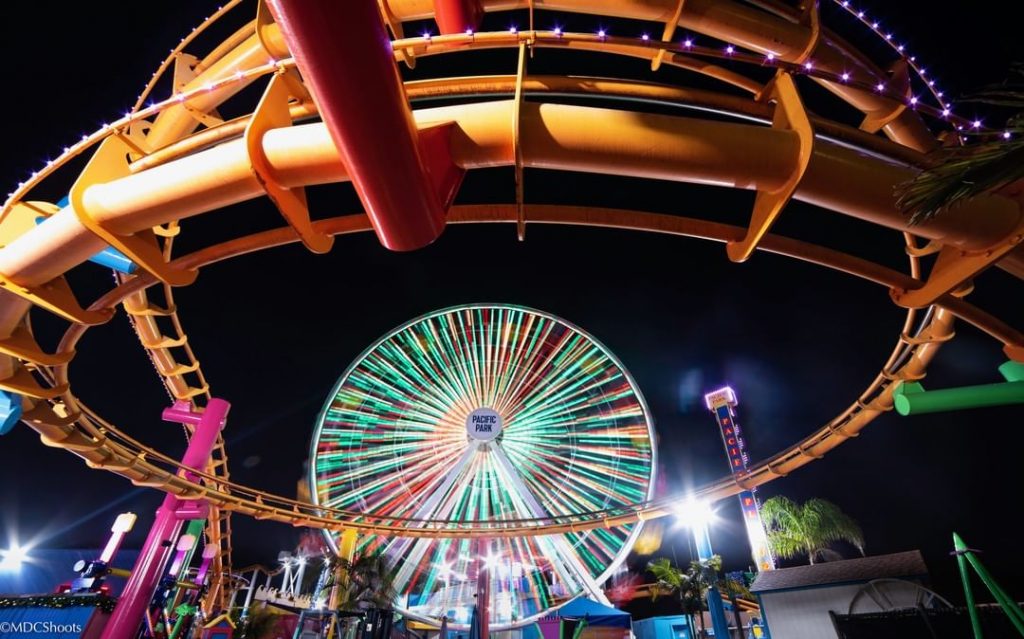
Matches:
[0,544,29,572]
[673,498,716,529]
[482,552,503,571]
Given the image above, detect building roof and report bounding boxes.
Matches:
[750,551,928,593]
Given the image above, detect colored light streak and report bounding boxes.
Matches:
[311,305,655,627]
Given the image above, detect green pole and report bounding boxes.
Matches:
[893,381,1024,416]
[998,361,1024,383]
[960,544,1024,633]
[168,604,195,639]
[954,533,984,639]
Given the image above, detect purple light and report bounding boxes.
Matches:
[871,21,879,28]
[841,0,849,6]
[465,28,473,35]
[910,96,918,105]
[803,60,813,70]
[972,119,982,129]
[876,82,885,92]
[641,33,649,41]
[422,30,432,39]
[725,45,735,54]
[553,26,562,36]
[766,52,775,61]
[704,386,738,410]
[857,11,865,17]
[897,44,904,51]
[937,91,944,98]
[1003,131,1012,140]
[597,29,606,37]
[683,38,693,47]
[510,25,518,33]
[942,108,950,117]
[841,72,851,81]
[885,33,892,40]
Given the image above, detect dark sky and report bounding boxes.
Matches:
[1,0,1022,610]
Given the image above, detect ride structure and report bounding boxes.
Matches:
[310,304,656,629]
[0,0,1021,632]
[704,387,774,573]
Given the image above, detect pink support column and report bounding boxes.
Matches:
[100,399,230,639]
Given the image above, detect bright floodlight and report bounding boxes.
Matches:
[482,552,503,571]
[0,544,29,572]
[673,498,715,529]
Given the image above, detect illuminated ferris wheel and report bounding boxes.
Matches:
[310,304,656,628]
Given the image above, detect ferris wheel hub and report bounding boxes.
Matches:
[465,407,503,441]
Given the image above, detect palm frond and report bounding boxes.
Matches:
[895,141,1024,225]
[802,498,865,556]
[895,64,1024,225]
[761,495,865,564]
[720,573,753,599]
[767,530,808,561]
[760,496,801,531]
[647,557,684,591]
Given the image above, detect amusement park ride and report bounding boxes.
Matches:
[0,0,1022,638]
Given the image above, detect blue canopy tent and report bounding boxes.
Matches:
[556,598,631,629]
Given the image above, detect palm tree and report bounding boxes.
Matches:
[323,550,397,612]
[648,557,699,636]
[648,556,723,638]
[896,63,1024,225]
[760,496,864,565]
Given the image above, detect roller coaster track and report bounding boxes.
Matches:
[1,0,1022,610]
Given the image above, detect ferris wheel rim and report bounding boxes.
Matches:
[307,301,660,536]
[308,302,658,623]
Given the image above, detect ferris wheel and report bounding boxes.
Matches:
[309,304,657,628]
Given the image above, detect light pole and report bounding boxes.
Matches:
[674,499,729,639]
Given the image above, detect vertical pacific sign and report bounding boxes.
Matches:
[704,387,776,571]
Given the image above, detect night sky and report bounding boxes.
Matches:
[1,0,1022,610]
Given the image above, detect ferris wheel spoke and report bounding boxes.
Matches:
[312,305,654,627]
[390,443,482,591]
[489,443,613,604]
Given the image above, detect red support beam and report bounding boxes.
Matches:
[267,0,451,251]
[433,0,484,34]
